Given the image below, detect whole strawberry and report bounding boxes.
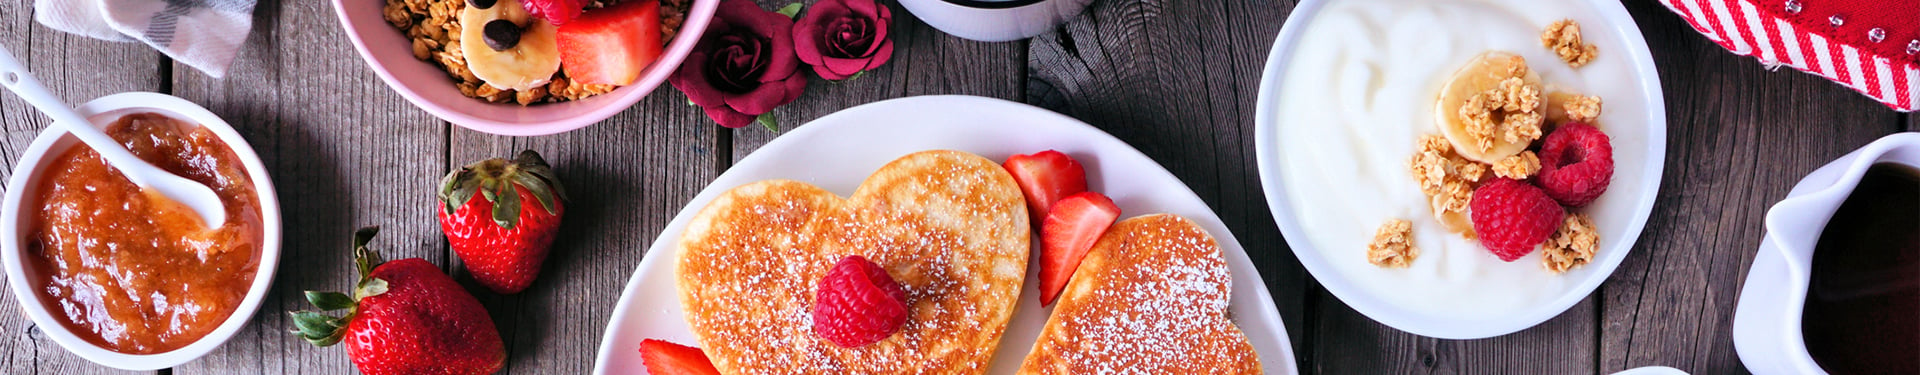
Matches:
[291,227,506,375]
[439,150,568,294]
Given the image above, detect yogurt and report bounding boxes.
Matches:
[1273,0,1647,320]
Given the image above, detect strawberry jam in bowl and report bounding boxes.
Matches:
[1,93,282,370]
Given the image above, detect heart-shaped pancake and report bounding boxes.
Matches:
[676,150,1030,373]
[1020,214,1261,374]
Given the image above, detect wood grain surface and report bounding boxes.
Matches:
[0,0,1913,373]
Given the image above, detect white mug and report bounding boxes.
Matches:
[897,0,1095,42]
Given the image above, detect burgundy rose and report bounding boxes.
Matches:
[792,0,894,81]
[671,0,807,128]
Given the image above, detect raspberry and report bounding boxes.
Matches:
[1536,122,1614,207]
[1470,179,1565,262]
[811,255,908,347]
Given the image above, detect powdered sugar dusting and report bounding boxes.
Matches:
[1022,214,1260,374]
[676,151,1028,374]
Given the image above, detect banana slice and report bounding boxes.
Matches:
[460,0,561,91]
[1434,51,1545,164]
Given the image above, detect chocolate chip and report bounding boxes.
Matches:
[483,20,521,51]
[467,0,496,9]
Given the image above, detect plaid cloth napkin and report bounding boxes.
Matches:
[33,0,256,78]
[1658,0,1918,111]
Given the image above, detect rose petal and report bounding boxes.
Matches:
[723,71,807,114]
[818,56,869,79]
[864,38,894,70]
[702,104,758,128]
[669,51,728,107]
[794,0,848,66]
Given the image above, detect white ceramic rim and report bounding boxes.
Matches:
[328,0,721,136]
[1734,132,1920,375]
[1251,0,1668,339]
[591,95,1299,374]
[896,0,1091,42]
[0,92,283,370]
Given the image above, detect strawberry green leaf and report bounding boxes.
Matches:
[512,172,560,215]
[440,170,482,215]
[355,278,389,300]
[490,182,522,229]
[304,291,354,311]
[352,227,382,278]
[290,311,347,347]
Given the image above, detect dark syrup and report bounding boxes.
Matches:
[1802,163,1920,374]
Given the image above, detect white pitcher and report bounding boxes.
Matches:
[1734,132,1920,375]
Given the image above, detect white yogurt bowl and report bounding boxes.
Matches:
[1733,133,1920,375]
[0,92,282,370]
[1253,0,1666,339]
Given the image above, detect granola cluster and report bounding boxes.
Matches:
[1410,135,1483,238]
[1560,94,1602,123]
[1492,150,1540,179]
[382,0,687,105]
[1541,214,1599,273]
[1459,66,1544,152]
[1542,19,1598,68]
[1367,219,1418,268]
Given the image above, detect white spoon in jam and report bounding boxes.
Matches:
[0,45,227,228]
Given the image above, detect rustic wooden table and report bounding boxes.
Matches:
[0,0,1910,373]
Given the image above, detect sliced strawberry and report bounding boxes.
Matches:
[525,0,587,25]
[556,0,663,86]
[639,339,720,375]
[1038,192,1120,306]
[1003,150,1089,229]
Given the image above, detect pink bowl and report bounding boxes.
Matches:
[331,0,719,136]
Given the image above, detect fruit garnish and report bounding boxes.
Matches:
[1038,192,1120,306]
[461,0,562,91]
[523,0,586,25]
[1536,122,1614,207]
[1434,51,1545,163]
[1003,150,1089,229]
[290,227,506,375]
[1469,179,1564,262]
[438,150,568,294]
[557,0,664,86]
[639,339,721,375]
[812,255,908,347]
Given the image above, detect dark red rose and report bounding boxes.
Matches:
[670,0,807,128]
[792,0,894,80]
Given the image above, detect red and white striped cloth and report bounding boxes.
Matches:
[1657,0,1918,112]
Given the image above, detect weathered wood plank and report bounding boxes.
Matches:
[167,0,450,373]
[728,0,1028,157]
[1598,1,1906,374]
[0,3,165,374]
[446,93,718,373]
[1312,296,1600,374]
[1023,0,1312,369]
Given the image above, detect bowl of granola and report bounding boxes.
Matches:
[1253,0,1665,339]
[334,0,716,135]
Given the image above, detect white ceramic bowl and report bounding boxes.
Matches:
[897,0,1092,42]
[1733,133,1920,375]
[0,92,282,370]
[1252,0,1666,339]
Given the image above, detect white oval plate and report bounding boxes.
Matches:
[593,95,1298,374]
[1252,0,1666,339]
